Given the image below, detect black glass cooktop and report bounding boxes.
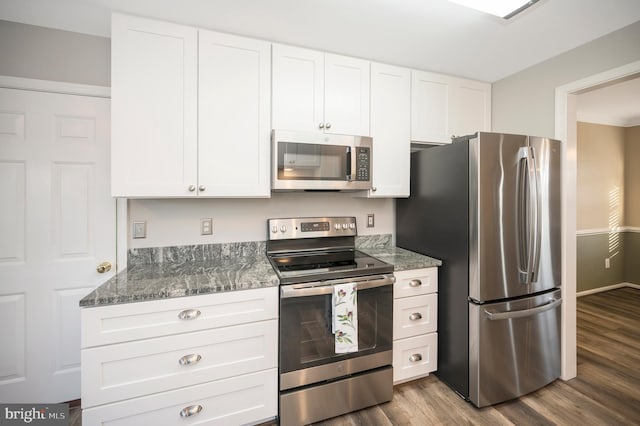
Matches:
[268,249,393,284]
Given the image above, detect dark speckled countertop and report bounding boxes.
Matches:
[79,236,441,308]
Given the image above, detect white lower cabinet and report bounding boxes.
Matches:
[81,287,278,425]
[82,369,277,426]
[392,268,438,384]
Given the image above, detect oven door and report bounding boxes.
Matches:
[279,275,393,391]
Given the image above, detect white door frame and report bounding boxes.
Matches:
[0,75,127,272]
[554,60,640,380]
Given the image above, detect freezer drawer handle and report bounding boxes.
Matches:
[178,309,201,320]
[409,313,422,321]
[409,279,422,287]
[178,353,202,366]
[484,298,561,321]
[409,354,422,363]
[179,404,203,418]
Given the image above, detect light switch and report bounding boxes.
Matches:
[132,221,146,239]
[367,214,375,228]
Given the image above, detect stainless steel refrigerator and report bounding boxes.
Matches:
[396,132,561,407]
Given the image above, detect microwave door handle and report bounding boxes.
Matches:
[346,147,352,181]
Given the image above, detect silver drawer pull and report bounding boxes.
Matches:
[179,404,203,418]
[409,279,422,287]
[409,354,423,363]
[178,353,202,366]
[178,309,201,320]
[409,312,422,321]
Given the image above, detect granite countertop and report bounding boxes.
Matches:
[79,241,279,307]
[362,246,442,271]
[80,236,442,308]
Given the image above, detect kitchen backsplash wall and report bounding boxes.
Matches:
[127,192,394,249]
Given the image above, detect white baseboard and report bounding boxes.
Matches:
[577,282,640,297]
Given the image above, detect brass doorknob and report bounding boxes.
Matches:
[96,262,112,273]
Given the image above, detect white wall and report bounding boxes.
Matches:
[492,21,640,138]
[128,193,394,248]
[0,19,110,86]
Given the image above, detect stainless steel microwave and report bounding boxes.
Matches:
[271,130,373,191]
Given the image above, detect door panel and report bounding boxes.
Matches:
[529,137,562,292]
[469,289,561,407]
[0,88,115,403]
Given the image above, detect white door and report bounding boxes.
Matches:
[324,53,370,136]
[369,62,410,198]
[0,87,115,403]
[198,30,271,197]
[411,70,450,144]
[110,13,198,197]
[271,44,324,133]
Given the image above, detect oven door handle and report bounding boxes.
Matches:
[280,275,395,298]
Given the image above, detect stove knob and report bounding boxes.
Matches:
[334,223,341,231]
[349,223,355,229]
[342,223,348,230]
[271,225,278,234]
[280,225,287,233]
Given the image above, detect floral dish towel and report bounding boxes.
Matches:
[333,282,358,353]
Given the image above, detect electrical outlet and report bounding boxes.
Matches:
[201,218,213,235]
[132,221,146,239]
[367,214,375,228]
[605,258,610,269]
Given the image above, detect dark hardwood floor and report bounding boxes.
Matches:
[314,287,640,425]
[71,287,640,425]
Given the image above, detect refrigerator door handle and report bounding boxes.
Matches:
[516,145,542,284]
[528,145,542,283]
[483,297,561,321]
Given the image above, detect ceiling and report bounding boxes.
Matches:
[1,0,640,83]
[577,76,640,128]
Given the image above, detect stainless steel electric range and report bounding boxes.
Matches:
[266,217,394,426]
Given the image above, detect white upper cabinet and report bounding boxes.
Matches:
[111,13,198,197]
[272,44,370,136]
[367,62,411,198]
[111,15,271,197]
[198,30,271,197]
[411,70,491,144]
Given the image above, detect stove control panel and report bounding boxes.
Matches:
[268,217,357,240]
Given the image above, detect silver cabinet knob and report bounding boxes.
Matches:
[325,122,332,129]
[179,405,203,418]
[178,353,202,366]
[409,312,422,321]
[188,185,196,192]
[178,309,201,320]
[409,354,423,363]
[318,123,325,129]
[409,279,422,287]
[199,185,206,192]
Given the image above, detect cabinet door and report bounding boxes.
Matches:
[368,63,410,197]
[198,31,271,197]
[411,70,450,144]
[449,77,492,138]
[111,13,198,197]
[272,44,324,133]
[324,53,370,136]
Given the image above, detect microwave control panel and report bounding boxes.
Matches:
[355,147,370,181]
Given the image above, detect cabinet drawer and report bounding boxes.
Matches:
[393,333,437,384]
[393,268,437,299]
[81,287,278,347]
[82,368,277,426]
[393,293,437,339]
[82,320,277,408]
